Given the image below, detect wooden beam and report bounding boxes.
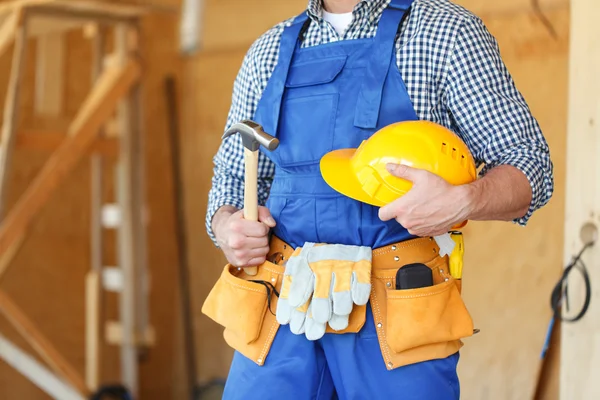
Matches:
[85,271,101,390]
[27,14,85,37]
[0,0,175,16]
[86,23,105,392]
[0,0,55,15]
[16,130,118,156]
[0,8,19,57]
[0,290,89,396]
[561,0,600,398]
[0,232,24,283]
[105,321,156,347]
[0,13,27,218]
[34,32,65,117]
[0,334,85,400]
[0,59,141,278]
[115,23,138,397]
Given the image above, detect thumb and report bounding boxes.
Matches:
[258,206,276,227]
[386,163,422,182]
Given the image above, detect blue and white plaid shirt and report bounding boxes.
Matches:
[206,0,554,244]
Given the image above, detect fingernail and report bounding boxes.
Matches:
[386,164,395,172]
[267,217,276,225]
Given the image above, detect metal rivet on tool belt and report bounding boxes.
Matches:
[377,323,382,328]
[271,277,276,282]
[387,362,393,368]
[445,278,449,282]
[394,256,399,262]
[237,267,242,271]
[432,249,436,253]
[439,269,444,274]
[386,282,391,288]
[391,245,397,251]
[257,358,263,364]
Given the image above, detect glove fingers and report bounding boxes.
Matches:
[289,296,311,335]
[328,313,349,331]
[288,267,314,308]
[275,297,292,325]
[332,289,353,316]
[289,308,307,335]
[287,246,316,307]
[305,303,326,341]
[275,276,293,325]
[351,270,371,306]
[311,296,332,324]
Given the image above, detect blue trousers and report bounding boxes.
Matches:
[223,305,460,400]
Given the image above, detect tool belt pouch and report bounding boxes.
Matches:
[201,263,283,366]
[380,256,474,355]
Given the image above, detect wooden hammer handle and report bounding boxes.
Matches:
[243,148,259,276]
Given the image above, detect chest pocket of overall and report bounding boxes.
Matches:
[276,56,347,167]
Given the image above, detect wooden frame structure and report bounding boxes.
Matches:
[0,1,169,398]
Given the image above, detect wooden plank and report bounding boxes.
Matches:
[0,9,19,57]
[85,271,101,391]
[0,233,24,283]
[0,0,54,15]
[129,24,150,359]
[0,15,27,218]
[86,24,105,392]
[47,0,174,17]
[16,130,118,156]
[114,23,138,397]
[0,0,174,16]
[0,334,85,400]
[27,14,85,37]
[561,0,600,398]
[34,32,65,117]
[0,59,141,278]
[105,321,155,347]
[0,290,89,396]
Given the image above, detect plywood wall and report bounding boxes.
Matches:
[185,1,569,399]
[0,1,186,399]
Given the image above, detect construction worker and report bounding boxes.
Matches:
[206,0,554,399]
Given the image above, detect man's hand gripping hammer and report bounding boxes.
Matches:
[222,120,279,276]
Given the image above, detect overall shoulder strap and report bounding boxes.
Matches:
[354,1,414,129]
[387,0,415,11]
[253,11,309,136]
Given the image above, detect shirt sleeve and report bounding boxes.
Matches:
[445,15,554,226]
[205,46,276,245]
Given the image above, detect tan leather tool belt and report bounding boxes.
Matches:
[202,235,475,370]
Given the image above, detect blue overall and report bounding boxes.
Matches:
[223,1,460,398]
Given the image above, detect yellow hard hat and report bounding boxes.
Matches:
[320,120,477,207]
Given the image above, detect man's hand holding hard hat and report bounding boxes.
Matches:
[378,163,473,237]
[320,120,478,237]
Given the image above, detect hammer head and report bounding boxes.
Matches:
[222,120,279,152]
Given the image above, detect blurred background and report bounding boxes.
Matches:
[0,0,591,399]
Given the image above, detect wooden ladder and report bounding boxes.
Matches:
[0,1,166,398]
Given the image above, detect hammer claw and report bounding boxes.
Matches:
[222,120,279,276]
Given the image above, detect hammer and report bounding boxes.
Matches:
[222,120,279,276]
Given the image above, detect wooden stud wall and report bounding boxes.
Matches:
[0,1,185,399]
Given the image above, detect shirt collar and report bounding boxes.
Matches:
[307,0,388,20]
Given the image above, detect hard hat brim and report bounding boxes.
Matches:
[320,149,385,207]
